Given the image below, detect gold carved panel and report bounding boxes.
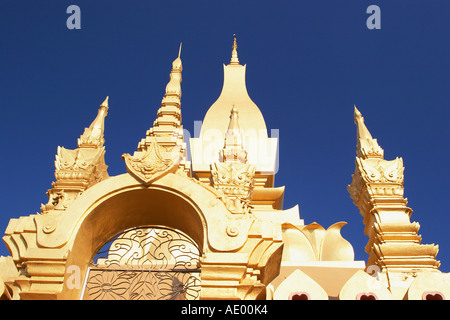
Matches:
[82,226,201,300]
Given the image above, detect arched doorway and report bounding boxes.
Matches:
[59,181,209,300]
[81,226,201,300]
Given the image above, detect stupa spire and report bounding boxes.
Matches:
[230,34,240,65]
[78,96,109,148]
[123,44,191,183]
[138,44,184,151]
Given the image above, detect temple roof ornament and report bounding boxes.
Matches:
[211,106,255,214]
[124,45,190,184]
[230,34,240,65]
[354,106,384,159]
[41,97,110,213]
[78,96,109,148]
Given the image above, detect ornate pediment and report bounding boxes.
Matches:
[122,137,181,185]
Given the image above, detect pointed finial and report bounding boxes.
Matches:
[172,43,183,71]
[353,105,384,159]
[100,96,109,109]
[77,97,109,148]
[354,105,372,140]
[230,34,240,65]
[353,105,362,120]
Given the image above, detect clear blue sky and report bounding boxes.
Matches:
[0,1,449,272]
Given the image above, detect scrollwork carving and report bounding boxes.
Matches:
[93,226,200,271]
[358,157,404,185]
[84,226,201,300]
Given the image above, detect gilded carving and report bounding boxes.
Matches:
[211,162,255,214]
[122,137,181,185]
[84,226,201,300]
[282,222,355,262]
[348,107,440,299]
[357,157,404,184]
[40,99,110,214]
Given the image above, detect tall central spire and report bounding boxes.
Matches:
[126,43,191,181]
[230,34,240,65]
[138,44,184,151]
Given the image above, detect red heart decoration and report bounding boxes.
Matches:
[290,293,309,300]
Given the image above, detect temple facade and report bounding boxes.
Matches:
[0,37,448,300]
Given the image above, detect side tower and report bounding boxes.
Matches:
[347,106,442,299]
[2,97,111,299]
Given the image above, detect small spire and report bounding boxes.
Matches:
[354,105,372,140]
[353,105,384,159]
[78,97,109,148]
[228,105,240,130]
[230,34,240,65]
[178,42,182,58]
[222,106,247,163]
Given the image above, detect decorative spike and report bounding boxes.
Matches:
[353,105,384,159]
[100,96,109,109]
[78,97,109,148]
[230,34,240,65]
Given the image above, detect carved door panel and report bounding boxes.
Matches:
[82,226,201,300]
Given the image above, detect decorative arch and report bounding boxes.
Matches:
[5,172,284,300]
[69,186,206,267]
[58,174,212,299]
